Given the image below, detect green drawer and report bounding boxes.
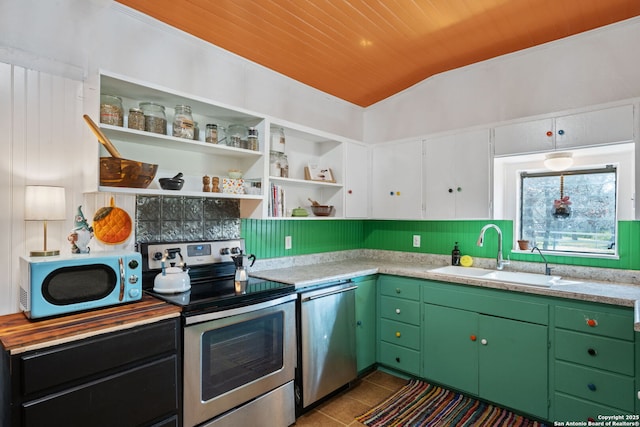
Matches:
[555,361,635,411]
[379,276,421,301]
[380,318,420,350]
[378,341,420,376]
[555,329,634,376]
[554,392,632,422]
[555,305,633,341]
[380,296,420,325]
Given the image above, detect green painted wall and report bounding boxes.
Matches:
[241,219,640,270]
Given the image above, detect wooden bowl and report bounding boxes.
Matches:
[310,205,333,216]
[99,157,158,188]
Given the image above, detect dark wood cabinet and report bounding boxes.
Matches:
[3,318,181,427]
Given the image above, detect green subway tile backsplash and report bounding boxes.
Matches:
[241,219,640,270]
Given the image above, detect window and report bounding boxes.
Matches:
[520,166,617,255]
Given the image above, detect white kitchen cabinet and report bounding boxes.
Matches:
[423,129,491,219]
[371,140,423,219]
[344,142,370,218]
[494,104,634,156]
[555,104,634,150]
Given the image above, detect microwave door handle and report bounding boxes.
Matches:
[118,257,125,301]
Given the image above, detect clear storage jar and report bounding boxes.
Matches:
[173,104,194,139]
[270,126,285,153]
[140,102,167,134]
[227,124,248,148]
[248,127,259,151]
[100,94,123,127]
[205,124,218,144]
[127,107,145,131]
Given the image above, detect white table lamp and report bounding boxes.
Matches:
[25,185,66,256]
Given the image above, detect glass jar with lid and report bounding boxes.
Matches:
[248,127,259,151]
[140,102,167,134]
[205,124,218,143]
[270,126,285,153]
[279,153,289,178]
[269,151,282,177]
[100,94,123,127]
[227,124,248,148]
[173,105,195,139]
[127,107,145,131]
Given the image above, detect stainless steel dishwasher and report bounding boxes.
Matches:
[297,280,358,412]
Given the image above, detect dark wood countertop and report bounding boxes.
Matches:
[0,295,182,354]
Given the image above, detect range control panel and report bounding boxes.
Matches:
[141,239,245,271]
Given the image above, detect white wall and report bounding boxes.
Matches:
[0,0,364,140]
[364,16,640,144]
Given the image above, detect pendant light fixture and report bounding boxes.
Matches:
[544,152,573,171]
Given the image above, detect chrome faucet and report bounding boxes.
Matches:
[476,224,510,270]
[531,246,552,275]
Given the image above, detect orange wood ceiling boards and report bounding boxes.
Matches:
[115,0,640,107]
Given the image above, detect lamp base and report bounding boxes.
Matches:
[30,249,60,257]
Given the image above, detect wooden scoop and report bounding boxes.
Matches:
[83,114,122,158]
[308,198,320,206]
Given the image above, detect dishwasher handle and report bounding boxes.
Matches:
[302,285,358,302]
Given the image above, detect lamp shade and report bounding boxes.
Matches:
[25,186,66,221]
[544,152,573,171]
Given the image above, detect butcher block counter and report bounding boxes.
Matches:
[0,295,182,427]
[0,294,181,354]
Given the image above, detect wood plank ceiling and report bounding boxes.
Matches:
[116,0,640,107]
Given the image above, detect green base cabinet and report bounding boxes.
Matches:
[551,301,637,422]
[423,302,548,419]
[355,275,377,373]
[376,276,422,376]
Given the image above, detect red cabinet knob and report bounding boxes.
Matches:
[348,190,352,194]
[586,318,598,327]
[470,335,477,341]
[546,131,553,137]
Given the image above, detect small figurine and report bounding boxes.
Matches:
[203,175,211,192]
[212,176,220,193]
[68,205,94,253]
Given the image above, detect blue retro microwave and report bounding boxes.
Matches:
[19,251,142,319]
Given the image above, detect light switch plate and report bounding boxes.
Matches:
[285,235,292,250]
[413,235,421,247]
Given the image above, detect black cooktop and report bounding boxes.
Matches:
[145,276,295,316]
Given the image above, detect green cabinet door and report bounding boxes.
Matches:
[424,304,479,395]
[355,276,377,373]
[424,303,548,420]
[479,314,548,419]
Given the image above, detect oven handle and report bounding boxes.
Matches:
[301,285,358,302]
[185,293,297,325]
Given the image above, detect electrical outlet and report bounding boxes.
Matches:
[285,236,292,250]
[413,235,421,247]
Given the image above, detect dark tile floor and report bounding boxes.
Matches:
[293,370,408,427]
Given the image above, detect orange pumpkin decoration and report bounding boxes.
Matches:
[93,196,132,244]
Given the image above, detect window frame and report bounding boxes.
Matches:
[518,166,618,256]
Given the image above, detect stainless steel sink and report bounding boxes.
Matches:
[429,265,578,287]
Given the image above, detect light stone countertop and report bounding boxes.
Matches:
[249,250,640,332]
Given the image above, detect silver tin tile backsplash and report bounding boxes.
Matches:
[136,195,241,243]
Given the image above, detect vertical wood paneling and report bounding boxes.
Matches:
[0,63,84,315]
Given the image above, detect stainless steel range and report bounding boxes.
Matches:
[139,239,296,427]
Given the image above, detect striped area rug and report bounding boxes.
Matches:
[356,379,547,427]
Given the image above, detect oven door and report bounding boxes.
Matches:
[183,294,297,427]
